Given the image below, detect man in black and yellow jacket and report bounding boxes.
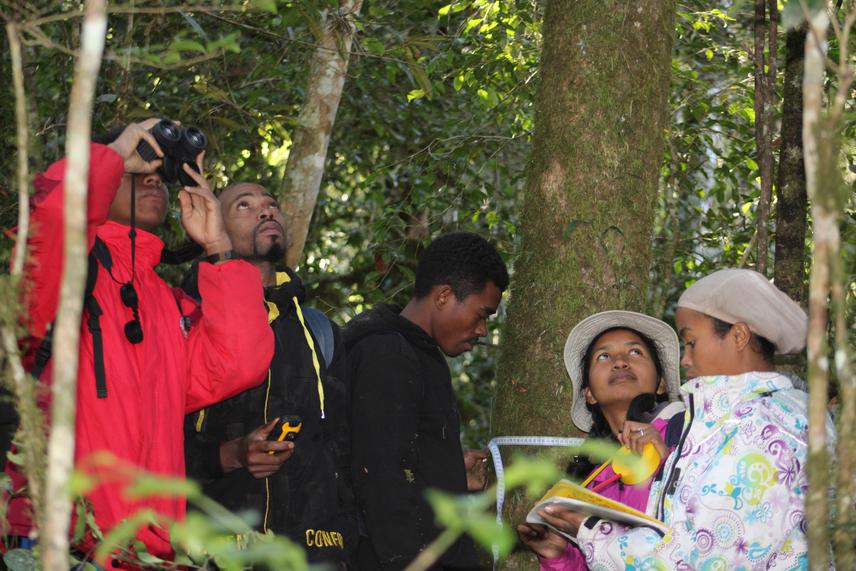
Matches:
[183,182,356,566]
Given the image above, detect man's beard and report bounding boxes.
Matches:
[253,237,285,264]
[251,220,287,263]
[258,241,285,263]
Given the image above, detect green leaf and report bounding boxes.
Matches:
[407,89,426,102]
[465,18,483,33]
[503,455,563,496]
[253,0,278,13]
[465,514,515,556]
[170,39,207,54]
[4,548,37,571]
[425,489,465,531]
[94,510,158,562]
[363,37,386,57]
[95,93,118,104]
[69,470,97,496]
[704,48,714,61]
[124,473,200,499]
[485,210,499,228]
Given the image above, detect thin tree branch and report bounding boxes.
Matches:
[6,22,30,278]
[20,4,260,28]
[41,0,106,567]
[802,2,832,569]
[19,24,230,71]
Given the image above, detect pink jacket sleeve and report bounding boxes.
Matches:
[539,543,586,571]
[182,260,273,413]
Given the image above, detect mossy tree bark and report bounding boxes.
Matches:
[802,2,855,569]
[492,2,675,567]
[773,27,807,306]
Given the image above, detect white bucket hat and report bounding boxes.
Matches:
[564,310,681,432]
[677,269,807,355]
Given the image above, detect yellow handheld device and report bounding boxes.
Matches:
[269,415,303,443]
[611,443,661,485]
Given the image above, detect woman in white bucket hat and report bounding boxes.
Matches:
[546,269,834,571]
[518,310,684,570]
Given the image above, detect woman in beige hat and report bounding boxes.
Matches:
[518,310,684,570]
[546,269,833,571]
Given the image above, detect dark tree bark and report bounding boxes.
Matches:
[753,0,777,275]
[492,2,675,566]
[773,26,807,306]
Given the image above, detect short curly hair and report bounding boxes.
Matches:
[414,232,509,301]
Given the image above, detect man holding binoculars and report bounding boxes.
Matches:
[5,119,273,567]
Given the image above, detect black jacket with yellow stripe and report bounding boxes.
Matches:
[184,267,356,564]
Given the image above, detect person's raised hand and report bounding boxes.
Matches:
[219,418,294,479]
[464,448,489,492]
[619,420,668,459]
[106,119,164,174]
[177,153,232,256]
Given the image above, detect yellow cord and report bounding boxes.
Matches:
[292,298,326,419]
[580,459,612,488]
[262,368,272,532]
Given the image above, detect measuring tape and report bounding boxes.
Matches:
[486,436,585,564]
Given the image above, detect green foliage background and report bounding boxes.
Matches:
[0,0,853,452]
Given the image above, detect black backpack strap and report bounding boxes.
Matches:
[301,307,334,368]
[87,238,108,398]
[29,323,54,380]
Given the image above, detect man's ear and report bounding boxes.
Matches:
[655,377,667,396]
[433,284,454,309]
[731,322,753,352]
[584,387,597,405]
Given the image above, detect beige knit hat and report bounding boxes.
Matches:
[677,269,807,355]
[564,310,681,433]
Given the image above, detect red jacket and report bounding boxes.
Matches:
[6,144,273,564]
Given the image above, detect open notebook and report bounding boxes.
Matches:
[526,479,669,540]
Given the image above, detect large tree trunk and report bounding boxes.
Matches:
[42,1,107,568]
[281,0,362,269]
[773,26,807,305]
[492,1,675,567]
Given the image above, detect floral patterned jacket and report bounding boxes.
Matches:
[575,371,833,570]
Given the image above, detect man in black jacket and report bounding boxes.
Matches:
[344,232,509,570]
[184,183,356,566]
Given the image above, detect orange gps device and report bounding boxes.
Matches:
[268,415,303,443]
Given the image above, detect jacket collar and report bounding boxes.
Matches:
[96,220,164,270]
[264,267,305,315]
[680,371,794,429]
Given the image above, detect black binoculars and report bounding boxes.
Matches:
[136,119,207,187]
